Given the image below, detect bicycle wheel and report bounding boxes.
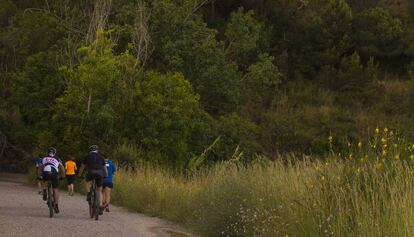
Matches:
[47,183,54,218]
[93,186,99,220]
[89,187,94,218]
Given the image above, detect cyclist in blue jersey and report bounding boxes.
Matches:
[101,158,116,212]
[35,155,43,194]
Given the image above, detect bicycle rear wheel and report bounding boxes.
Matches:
[47,183,53,218]
[93,187,99,220]
[89,189,94,218]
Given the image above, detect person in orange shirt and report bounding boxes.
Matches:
[65,156,77,196]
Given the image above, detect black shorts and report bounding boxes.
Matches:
[66,175,75,185]
[42,171,59,189]
[86,169,104,187]
[103,183,113,189]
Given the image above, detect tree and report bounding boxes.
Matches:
[353,7,403,58]
[9,51,63,150]
[243,53,282,107]
[224,7,262,66]
[55,34,130,153]
[131,71,200,166]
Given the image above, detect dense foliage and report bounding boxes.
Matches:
[1,0,414,170]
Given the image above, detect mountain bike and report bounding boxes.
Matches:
[44,174,55,218]
[89,178,99,220]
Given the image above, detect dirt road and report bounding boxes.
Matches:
[0,174,193,237]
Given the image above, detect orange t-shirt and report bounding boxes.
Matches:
[65,160,77,175]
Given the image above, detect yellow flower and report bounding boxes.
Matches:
[383,144,387,149]
[328,135,333,143]
[384,127,388,133]
[321,176,325,181]
[394,154,400,160]
[358,141,362,148]
[382,150,387,156]
[381,137,387,144]
[410,155,414,160]
[390,131,394,136]
[375,127,380,134]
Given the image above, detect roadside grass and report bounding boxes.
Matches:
[112,158,414,236]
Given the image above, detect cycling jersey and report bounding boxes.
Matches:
[103,159,116,184]
[82,152,105,171]
[42,156,61,173]
[65,160,77,175]
[35,158,42,168]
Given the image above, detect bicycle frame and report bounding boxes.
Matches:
[89,179,99,220]
[45,178,54,218]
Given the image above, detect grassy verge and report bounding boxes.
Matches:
[110,158,414,237]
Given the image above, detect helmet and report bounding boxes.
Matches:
[89,145,99,152]
[48,147,56,157]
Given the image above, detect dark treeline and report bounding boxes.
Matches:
[1,0,414,171]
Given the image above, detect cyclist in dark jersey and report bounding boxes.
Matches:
[77,145,108,215]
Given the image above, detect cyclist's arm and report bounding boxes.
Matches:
[102,164,108,178]
[37,164,44,178]
[59,163,66,178]
[78,164,86,177]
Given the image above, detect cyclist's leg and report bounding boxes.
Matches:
[41,172,47,200]
[51,173,61,213]
[66,175,74,195]
[37,177,42,194]
[67,178,70,193]
[101,185,106,205]
[85,172,93,192]
[106,184,112,205]
[85,172,93,201]
[102,183,112,206]
[51,173,59,204]
[69,176,75,195]
[95,173,104,208]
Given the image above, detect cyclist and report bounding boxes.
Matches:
[77,145,108,215]
[35,154,43,194]
[38,147,65,213]
[65,155,77,196]
[101,158,116,212]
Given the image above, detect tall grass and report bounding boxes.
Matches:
[111,158,414,236]
[111,128,414,236]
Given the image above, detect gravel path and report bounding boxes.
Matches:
[0,175,194,237]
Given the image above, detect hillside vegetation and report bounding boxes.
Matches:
[1,0,414,170]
